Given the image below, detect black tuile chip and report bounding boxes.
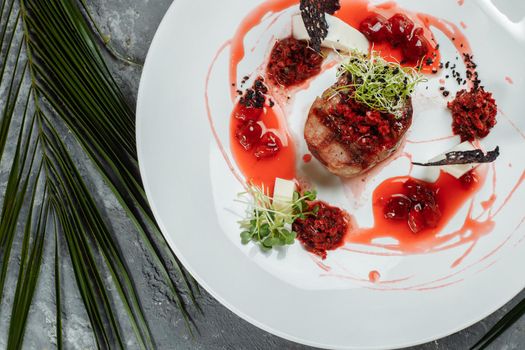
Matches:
[300,0,341,52]
[412,146,500,167]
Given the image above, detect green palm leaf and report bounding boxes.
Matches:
[0,0,198,348]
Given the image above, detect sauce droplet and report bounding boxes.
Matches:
[303,154,313,163]
[369,270,381,283]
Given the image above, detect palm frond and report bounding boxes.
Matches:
[21,0,200,311]
[0,0,199,348]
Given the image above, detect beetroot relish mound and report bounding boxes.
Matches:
[447,87,498,142]
[266,37,324,87]
[292,201,349,259]
[305,74,413,177]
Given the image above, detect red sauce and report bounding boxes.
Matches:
[347,170,491,254]
[383,178,441,233]
[447,88,498,142]
[266,37,324,87]
[334,0,441,74]
[359,13,432,65]
[369,270,381,283]
[416,14,473,80]
[303,154,312,163]
[230,79,296,190]
[293,201,350,259]
[229,0,298,99]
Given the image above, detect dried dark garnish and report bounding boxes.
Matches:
[300,0,341,52]
[412,146,500,167]
[239,77,268,108]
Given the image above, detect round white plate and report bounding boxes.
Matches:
[137,0,525,348]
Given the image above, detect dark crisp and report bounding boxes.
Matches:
[292,201,348,259]
[267,37,324,87]
[447,87,498,141]
[300,0,341,52]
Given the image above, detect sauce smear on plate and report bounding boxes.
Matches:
[347,170,496,254]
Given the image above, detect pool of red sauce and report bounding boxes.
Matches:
[230,104,296,191]
[347,171,494,256]
[213,0,525,272]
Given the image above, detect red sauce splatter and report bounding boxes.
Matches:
[460,21,467,29]
[458,0,465,6]
[230,101,296,191]
[382,178,442,233]
[346,170,492,254]
[447,88,498,142]
[229,0,298,100]
[417,14,473,79]
[481,194,497,211]
[369,270,381,283]
[293,201,350,259]
[505,76,514,85]
[266,37,324,87]
[335,0,441,74]
[359,13,432,65]
[303,154,313,163]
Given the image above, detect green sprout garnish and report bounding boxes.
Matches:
[332,51,426,118]
[238,185,318,251]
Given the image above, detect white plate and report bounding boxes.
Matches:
[137,0,525,348]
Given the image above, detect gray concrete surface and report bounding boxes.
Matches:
[1,0,523,349]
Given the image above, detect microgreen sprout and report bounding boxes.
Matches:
[332,50,426,118]
[238,185,318,251]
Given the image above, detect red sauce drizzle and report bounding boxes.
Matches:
[346,171,494,255]
[230,97,296,191]
[369,270,381,283]
[335,0,441,74]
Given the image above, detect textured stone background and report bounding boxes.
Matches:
[2,0,523,349]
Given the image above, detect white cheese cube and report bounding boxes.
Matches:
[273,178,296,212]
